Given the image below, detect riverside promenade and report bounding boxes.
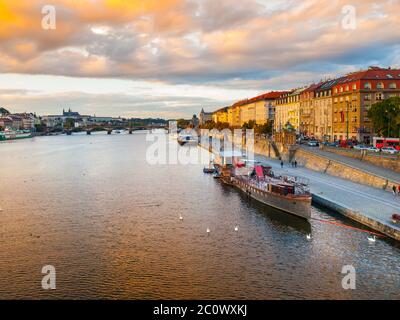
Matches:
[253,154,400,241]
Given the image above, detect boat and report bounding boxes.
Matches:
[203,160,216,174]
[0,128,32,141]
[213,151,312,220]
[177,133,198,146]
[392,214,400,224]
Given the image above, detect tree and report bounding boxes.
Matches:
[176,118,190,128]
[242,120,256,129]
[368,97,400,137]
[64,118,75,130]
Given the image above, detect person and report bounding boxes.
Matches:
[295,160,298,168]
[280,160,284,168]
[398,185,400,196]
[393,185,397,195]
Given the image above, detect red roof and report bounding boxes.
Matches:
[232,91,288,108]
[338,67,400,83]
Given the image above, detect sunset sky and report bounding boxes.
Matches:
[0,0,399,118]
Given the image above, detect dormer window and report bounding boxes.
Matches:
[352,84,357,90]
[389,83,397,89]
[364,82,371,89]
[340,87,344,93]
[345,85,349,91]
[377,82,384,89]
[334,88,338,94]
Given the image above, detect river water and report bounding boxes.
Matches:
[0,132,399,299]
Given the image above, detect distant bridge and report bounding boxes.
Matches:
[61,124,167,135]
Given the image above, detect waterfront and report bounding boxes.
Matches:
[0,133,399,299]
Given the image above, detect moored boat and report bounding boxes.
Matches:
[214,157,312,219]
[1,128,32,141]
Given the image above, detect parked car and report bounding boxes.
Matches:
[366,146,380,153]
[307,140,319,147]
[381,147,399,154]
[353,145,367,150]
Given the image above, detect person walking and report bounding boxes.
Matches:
[280,160,284,169]
[295,160,298,168]
[393,185,397,195]
[398,185,400,196]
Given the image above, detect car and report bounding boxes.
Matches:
[307,140,319,147]
[366,146,380,153]
[353,145,367,150]
[381,147,399,154]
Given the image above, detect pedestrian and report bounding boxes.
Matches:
[295,160,298,168]
[393,185,397,195]
[398,185,400,196]
[280,160,284,168]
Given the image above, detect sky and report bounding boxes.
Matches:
[0,0,399,118]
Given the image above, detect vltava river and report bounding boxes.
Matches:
[0,132,399,299]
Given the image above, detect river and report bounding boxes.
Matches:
[0,132,399,299]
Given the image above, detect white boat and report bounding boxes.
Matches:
[1,128,32,141]
[177,133,198,146]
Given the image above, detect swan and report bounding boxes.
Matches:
[368,235,376,242]
[306,234,312,240]
[234,226,239,232]
[179,214,183,221]
[206,228,210,234]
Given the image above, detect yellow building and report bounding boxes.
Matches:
[212,107,229,124]
[275,88,305,133]
[312,80,335,141]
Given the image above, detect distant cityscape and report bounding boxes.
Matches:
[0,107,168,133]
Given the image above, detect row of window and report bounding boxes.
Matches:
[334,82,398,93]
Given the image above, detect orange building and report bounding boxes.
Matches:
[331,67,400,143]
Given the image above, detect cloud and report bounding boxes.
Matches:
[0,0,399,117]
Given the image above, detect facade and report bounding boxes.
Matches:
[275,88,306,133]
[212,107,229,124]
[199,108,213,125]
[331,66,400,143]
[300,83,323,137]
[313,79,337,141]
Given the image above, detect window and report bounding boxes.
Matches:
[334,88,338,94]
[345,85,349,91]
[340,87,344,93]
[352,84,357,90]
[352,95,357,101]
[364,82,371,89]
[364,94,371,101]
[334,98,338,103]
[389,83,397,89]
[377,82,384,89]
[340,97,344,102]
[376,93,384,100]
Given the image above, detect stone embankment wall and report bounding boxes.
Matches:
[294,148,399,193]
[321,146,400,173]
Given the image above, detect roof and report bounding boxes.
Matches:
[231,91,288,108]
[213,106,229,114]
[336,67,400,84]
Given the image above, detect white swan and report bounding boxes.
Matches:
[368,235,376,242]
[234,226,239,232]
[179,214,183,221]
[306,234,312,240]
[206,228,210,234]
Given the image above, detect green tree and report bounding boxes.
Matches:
[64,118,75,130]
[242,120,256,130]
[177,118,190,128]
[368,97,400,137]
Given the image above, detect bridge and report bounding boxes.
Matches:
[61,124,167,135]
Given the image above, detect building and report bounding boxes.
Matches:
[275,88,306,133]
[212,107,229,124]
[300,83,323,137]
[312,79,338,141]
[0,107,10,116]
[237,91,286,127]
[199,108,213,125]
[331,66,400,143]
